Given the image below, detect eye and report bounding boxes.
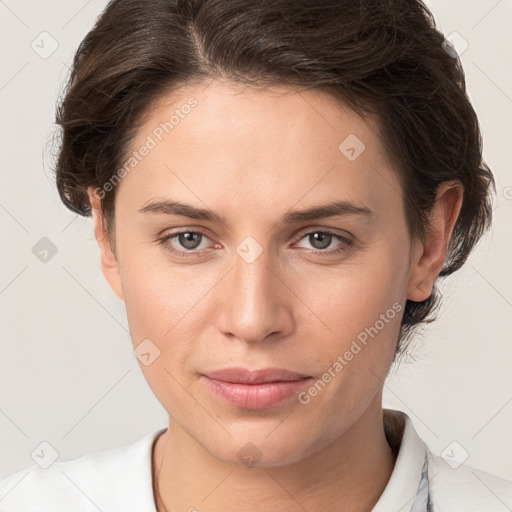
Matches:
[294,230,354,255]
[157,228,355,259]
[158,229,217,258]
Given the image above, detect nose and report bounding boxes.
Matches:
[216,243,295,344]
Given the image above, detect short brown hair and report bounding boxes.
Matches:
[53,0,495,361]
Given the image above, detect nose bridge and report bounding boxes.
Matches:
[235,241,274,303]
[218,237,292,342]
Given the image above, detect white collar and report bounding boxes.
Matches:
[371,408,430,511]
[4,408,511,511]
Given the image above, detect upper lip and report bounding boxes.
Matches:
[203,367,311,384]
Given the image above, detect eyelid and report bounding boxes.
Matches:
[293,225,353,240]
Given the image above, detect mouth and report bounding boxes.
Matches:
[202,366,311,384]
[201,367,313,410]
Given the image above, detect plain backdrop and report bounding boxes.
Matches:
[0,0,511,481]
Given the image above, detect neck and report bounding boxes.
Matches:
[152,399,396,512]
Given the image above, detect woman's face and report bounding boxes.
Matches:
[90,80,424,466]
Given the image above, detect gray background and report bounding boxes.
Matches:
[1,0,511,481]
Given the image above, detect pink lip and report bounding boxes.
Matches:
[202,367,312,409]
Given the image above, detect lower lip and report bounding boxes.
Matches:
[203,376,312,409]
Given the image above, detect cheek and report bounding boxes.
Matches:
[297,245,406,330]
[120,260,209,404]
[116,231,192,326]
[289,259,404,420]
[289,243,407,379]
[118,240,228,382]
[122,261,207,343]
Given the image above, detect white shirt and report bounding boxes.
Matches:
[1,409,511,511]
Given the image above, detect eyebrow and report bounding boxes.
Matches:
[138,198,373,224]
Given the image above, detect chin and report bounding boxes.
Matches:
[202,430,316,468]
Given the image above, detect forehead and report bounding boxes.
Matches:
[115,80,401,219]
[140,80,374,152]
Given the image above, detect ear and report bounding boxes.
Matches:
[406,180,464,302]
[87,187,124,301]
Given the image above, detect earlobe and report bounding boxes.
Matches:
[406,181,464,302]
[86,187,124,301]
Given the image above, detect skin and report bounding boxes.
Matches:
[87,79,463,512]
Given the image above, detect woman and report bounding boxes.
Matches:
[1,0,510,510]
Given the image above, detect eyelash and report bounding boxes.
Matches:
[157,229,355,259]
